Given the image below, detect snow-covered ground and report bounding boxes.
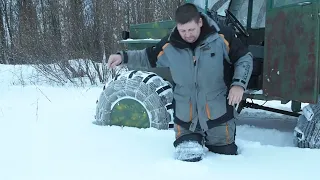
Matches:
[1,64,320,180]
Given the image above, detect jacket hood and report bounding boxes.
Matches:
[168,13,221,49]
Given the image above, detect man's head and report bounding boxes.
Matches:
[175,3,203,43]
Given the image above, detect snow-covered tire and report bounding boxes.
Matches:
[293,101,320,149]
[94,70,174,130]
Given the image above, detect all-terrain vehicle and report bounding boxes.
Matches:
[94,0,320,149]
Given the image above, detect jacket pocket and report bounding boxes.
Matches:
[205,90,227,120]
[173,93,193,122]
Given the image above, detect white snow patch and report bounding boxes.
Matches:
[1,64,320,180]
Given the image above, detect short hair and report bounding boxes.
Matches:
[175,3,201,24]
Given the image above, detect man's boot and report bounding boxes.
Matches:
[173,133,205,162]
[206,142,238,155]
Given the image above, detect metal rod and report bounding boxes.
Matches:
[205,0,208,13]
[247,0,253,29]
[244,102,301,117]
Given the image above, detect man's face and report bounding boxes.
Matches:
[177,18,203,43]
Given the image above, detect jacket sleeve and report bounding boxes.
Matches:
[116,35,170,69]
[219,26,253,90]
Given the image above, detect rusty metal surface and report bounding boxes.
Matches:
[264,2,319,103]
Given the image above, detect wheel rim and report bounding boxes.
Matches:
[110,98,150,128]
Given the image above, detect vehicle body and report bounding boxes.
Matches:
[118,0,320,117]
[94,0,320,150]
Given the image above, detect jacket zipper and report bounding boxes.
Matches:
[192,49,199,124]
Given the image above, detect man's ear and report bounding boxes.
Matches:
[199,17,203,27]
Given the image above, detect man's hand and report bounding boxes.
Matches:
[107,54,122,68]
[227,85,244,106]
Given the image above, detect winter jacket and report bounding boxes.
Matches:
[117,14,253,132]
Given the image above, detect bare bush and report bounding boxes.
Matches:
[31,58,128,87]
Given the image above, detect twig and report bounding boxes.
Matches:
[31,82,52,103]
[36,98,39,122]
[0,107,3,117]
[160,0,172,20]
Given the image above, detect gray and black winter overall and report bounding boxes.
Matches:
[117,14,253,158]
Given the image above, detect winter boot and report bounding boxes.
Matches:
[173,133,205,162]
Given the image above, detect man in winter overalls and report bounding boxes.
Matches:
[108,3,253,162]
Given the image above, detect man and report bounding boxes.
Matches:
[108,3,253,162]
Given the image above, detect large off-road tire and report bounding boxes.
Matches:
[293,101,320,149]
[94,70,174,130]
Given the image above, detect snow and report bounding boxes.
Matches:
[1,64,320,180]
[120,38,161,44]
[121,38,161,41]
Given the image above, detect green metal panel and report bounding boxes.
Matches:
[272,0,316,8]
[129,20,175,39]
[121,20,175,50]
[126,43,158,50]
[264,1,320,103]
[120,39,161,50]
